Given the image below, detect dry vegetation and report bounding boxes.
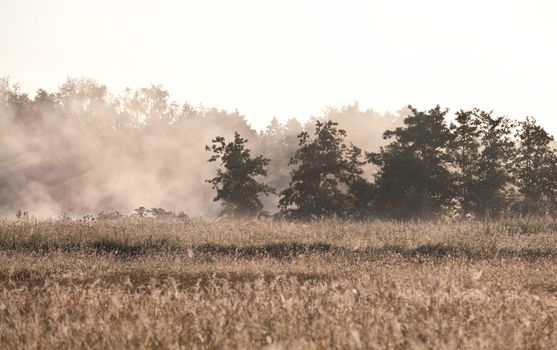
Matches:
[1,219,557,349]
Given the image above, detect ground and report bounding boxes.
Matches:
[1,219,557,349]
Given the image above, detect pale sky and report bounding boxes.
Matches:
[1,0,556,133]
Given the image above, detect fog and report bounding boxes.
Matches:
[0,78,401,217]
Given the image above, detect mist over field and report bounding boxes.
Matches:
[2,1,557,348]
[0,78,402,217]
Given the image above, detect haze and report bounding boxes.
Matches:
[1,0,556,133]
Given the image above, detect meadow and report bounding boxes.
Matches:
[1,218,557,349]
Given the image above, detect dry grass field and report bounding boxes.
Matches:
[1,218,557,349]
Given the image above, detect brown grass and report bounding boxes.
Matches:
[1,219,557,349]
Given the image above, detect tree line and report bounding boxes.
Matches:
[207,106,557,219]
[1,77,555,219]
[0,77,398,217]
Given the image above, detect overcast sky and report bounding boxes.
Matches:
[1,0,556,132]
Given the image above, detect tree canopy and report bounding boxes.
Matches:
[206,133,275,217]
[2,78,557,219]
[278,120,370,219]
[514,117,557,215]
[367,105,454,218]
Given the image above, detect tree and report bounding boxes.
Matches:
[450,109,516,217]
[368,105,453,218]
[279,120,370,219]
[471,111,516,217]
[513,117,557,215]
[121,84,178,126]
[57,78,116,131]
[260,117,291,191]
[206,132,275,217]
[449,109,481,214]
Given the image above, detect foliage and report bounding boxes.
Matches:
[449,109,482,214]
[279,120,371,219]
[471,111,516,217]
[96,210,124,220]
[0,78,400,218]
[132,207,189,220]
[513,117,557,215]
[2,77,557,219]
[206,133,275,217]
[450,109,516,217]
[368,105,454,218]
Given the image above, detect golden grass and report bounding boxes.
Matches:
[1,219,557,349]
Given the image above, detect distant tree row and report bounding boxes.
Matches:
[0,77,399,216]
[207,106,557,219]
[2,78,555,219]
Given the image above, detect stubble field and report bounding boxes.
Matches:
[1,219,557,349]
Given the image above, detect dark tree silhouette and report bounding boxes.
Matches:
[279,120,370,219]
[513,117,557,215]
[450,109,516,217]
[450,109,481,214]
[206,133,275,217]
[368,105,453,218]
[472,111,516,217]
